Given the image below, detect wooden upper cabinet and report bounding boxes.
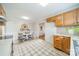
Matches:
[0,4,5,16]
[47,17,55,22]
[47,8,79,26]
[47,14,63,27]
[54,14,63,27]
[63,10,76,26]
[76,8,79,24]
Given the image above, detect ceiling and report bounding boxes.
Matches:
[2,3,79,22]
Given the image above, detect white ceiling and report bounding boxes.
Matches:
[2,3,79,22]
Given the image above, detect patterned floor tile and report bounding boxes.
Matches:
[13,39,68,56]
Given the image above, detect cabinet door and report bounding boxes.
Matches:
[54,36,62,50]
[0,4,5,16]
[55,14,63,27]
[63,10,76,26]
[76,8,79,24]
[0,7,3,16]
[47,17,55,22]
[62,37,70,54]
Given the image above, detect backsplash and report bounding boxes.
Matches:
[56,27,69,35]
[0,35,13,39]
[4,35,13,39]
[68,26,79,36]
[56,26,79,36]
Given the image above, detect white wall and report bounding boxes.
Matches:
[5,21,16,39]
[32,22,40,39]
[5,20,34,42]
[32,20,46,39]
[6,20,20,42]
[33,20,57,46]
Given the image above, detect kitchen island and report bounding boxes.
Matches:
[0,39,12,56]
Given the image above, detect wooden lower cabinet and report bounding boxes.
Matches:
[62,37,70,54]
[54,36,70,55]
[54,36,63,50]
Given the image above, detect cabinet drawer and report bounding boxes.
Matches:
[54,43,62,49]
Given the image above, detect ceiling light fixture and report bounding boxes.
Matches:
[21,16,29,20]
[39,3,48,7]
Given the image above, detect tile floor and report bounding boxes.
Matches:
[13,39,68,56]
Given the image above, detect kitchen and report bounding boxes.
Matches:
[46,7,79,56]
[0,3,79,56]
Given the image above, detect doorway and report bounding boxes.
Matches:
[39,22,45,40]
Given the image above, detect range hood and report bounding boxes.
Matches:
[0,16,6,22]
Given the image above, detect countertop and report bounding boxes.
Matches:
[54,34,71,37]
[0,39,12,56]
